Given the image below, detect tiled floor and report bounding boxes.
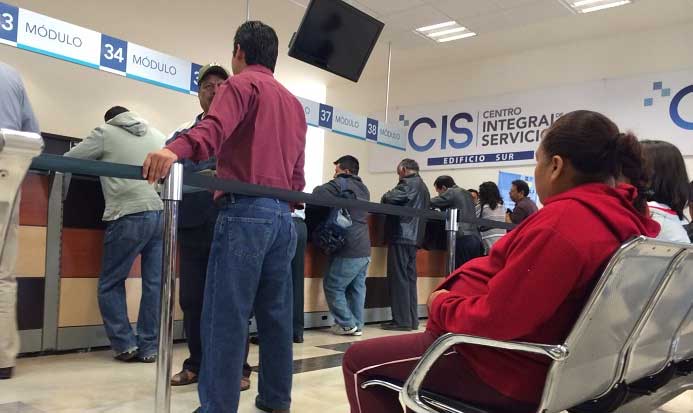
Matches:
[1,326,691,413]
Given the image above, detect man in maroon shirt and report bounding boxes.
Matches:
[143,21,306,413]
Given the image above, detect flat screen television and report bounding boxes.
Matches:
[288,0,385,82]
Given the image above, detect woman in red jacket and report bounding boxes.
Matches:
[342,110,661,413]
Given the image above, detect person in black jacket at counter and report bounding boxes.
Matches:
[307,155,371,336]
[430,176,482,268]
[380,159,430,331]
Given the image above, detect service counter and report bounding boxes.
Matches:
[16,134,448,353]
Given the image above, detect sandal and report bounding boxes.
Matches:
[171,369,198,386]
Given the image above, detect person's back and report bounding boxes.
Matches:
[66,111,164,221]
[312,175,371,258]
[641,140,690,243]
[383,173,431,246]
[478,203,506,251]
[167,65,306,194]
[431,185,478,237]
[0,61,39,380]
[310,159,372,336]
[0,62,39,133]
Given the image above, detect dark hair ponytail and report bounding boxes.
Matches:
[541,110,648,213]
[615,132,649,213]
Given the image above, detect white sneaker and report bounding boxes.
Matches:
[330,324,358,335]
[352,329,363,336]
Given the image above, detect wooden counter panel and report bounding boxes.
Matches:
[61,228,141,278]
[19,174,48,227]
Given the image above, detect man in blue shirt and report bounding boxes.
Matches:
[0,61,40,380]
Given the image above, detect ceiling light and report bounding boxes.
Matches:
[562,0,632,14]
[437,32,477,43]
[428,27,467,38]
[415,21,476,44]
[416,21,457,33]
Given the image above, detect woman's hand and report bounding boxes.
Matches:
[427,289,449,311]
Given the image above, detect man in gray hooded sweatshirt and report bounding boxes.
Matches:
[65,106,165,362]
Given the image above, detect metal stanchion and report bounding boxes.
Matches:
[155,163,183,413]
[445,208,458,275]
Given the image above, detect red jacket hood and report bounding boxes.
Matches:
[540,183,660,240]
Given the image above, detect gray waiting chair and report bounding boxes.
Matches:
[622,248,693,390]
[0,129,44,259]
[673,303,693,366]
[361,237,688,413]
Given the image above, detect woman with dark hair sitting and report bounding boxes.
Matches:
[477,181,506,253]
[641,140,690,243]
[342,110,660,413]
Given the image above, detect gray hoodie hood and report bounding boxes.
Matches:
[107,111,149,136]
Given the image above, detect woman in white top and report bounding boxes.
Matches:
[641,140,690,243]
[477,181,507,253]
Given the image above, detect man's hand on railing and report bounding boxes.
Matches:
[142,149,179,184]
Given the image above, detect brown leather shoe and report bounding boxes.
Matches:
[240,376,251,392]
[171,369,198,386]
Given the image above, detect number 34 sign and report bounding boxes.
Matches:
[0,1,199,95]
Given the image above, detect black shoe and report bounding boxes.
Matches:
[249,335,260,345]
[0,367,14,379]
[138,354,157,363]
[255,400,290,413]
[192,408,201,413]
[114,349,138,362]
[293,336,304,344]
[380,322,412,331]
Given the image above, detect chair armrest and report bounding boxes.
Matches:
[402,333,569,413]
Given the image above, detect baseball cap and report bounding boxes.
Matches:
[197,63,229,84]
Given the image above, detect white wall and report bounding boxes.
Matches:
[325,22,693,199]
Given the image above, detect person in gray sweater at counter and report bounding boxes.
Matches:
[65,107,166,363]
[430,175,482,268]
[306,155,371,336]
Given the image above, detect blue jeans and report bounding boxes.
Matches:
[324,257,370,329]
[199,197,296,413]
[98,211,163,357]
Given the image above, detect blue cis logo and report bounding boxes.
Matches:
[644,82,693,130]
[671,85,693,130]
[401,113,474,152]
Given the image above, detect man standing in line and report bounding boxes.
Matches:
[430,176,482,268]
[0,61,40,380]
[65,106,165,363]
[380,159,430,331]
[167,64,252,390]
[142,21,306,413]
[507,179,539,225]
[307,155,371,336]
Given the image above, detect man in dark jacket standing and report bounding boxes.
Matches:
[307,156,371,336]
[430,176,482,268]
[380,159,430,331]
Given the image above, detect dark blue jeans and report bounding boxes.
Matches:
[199,197,296,413]
[98,210,163,357]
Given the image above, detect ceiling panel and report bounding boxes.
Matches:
[382,5,453,31]
[501,0,572,28]
[433,0,504,19]
[352,0,425,16]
